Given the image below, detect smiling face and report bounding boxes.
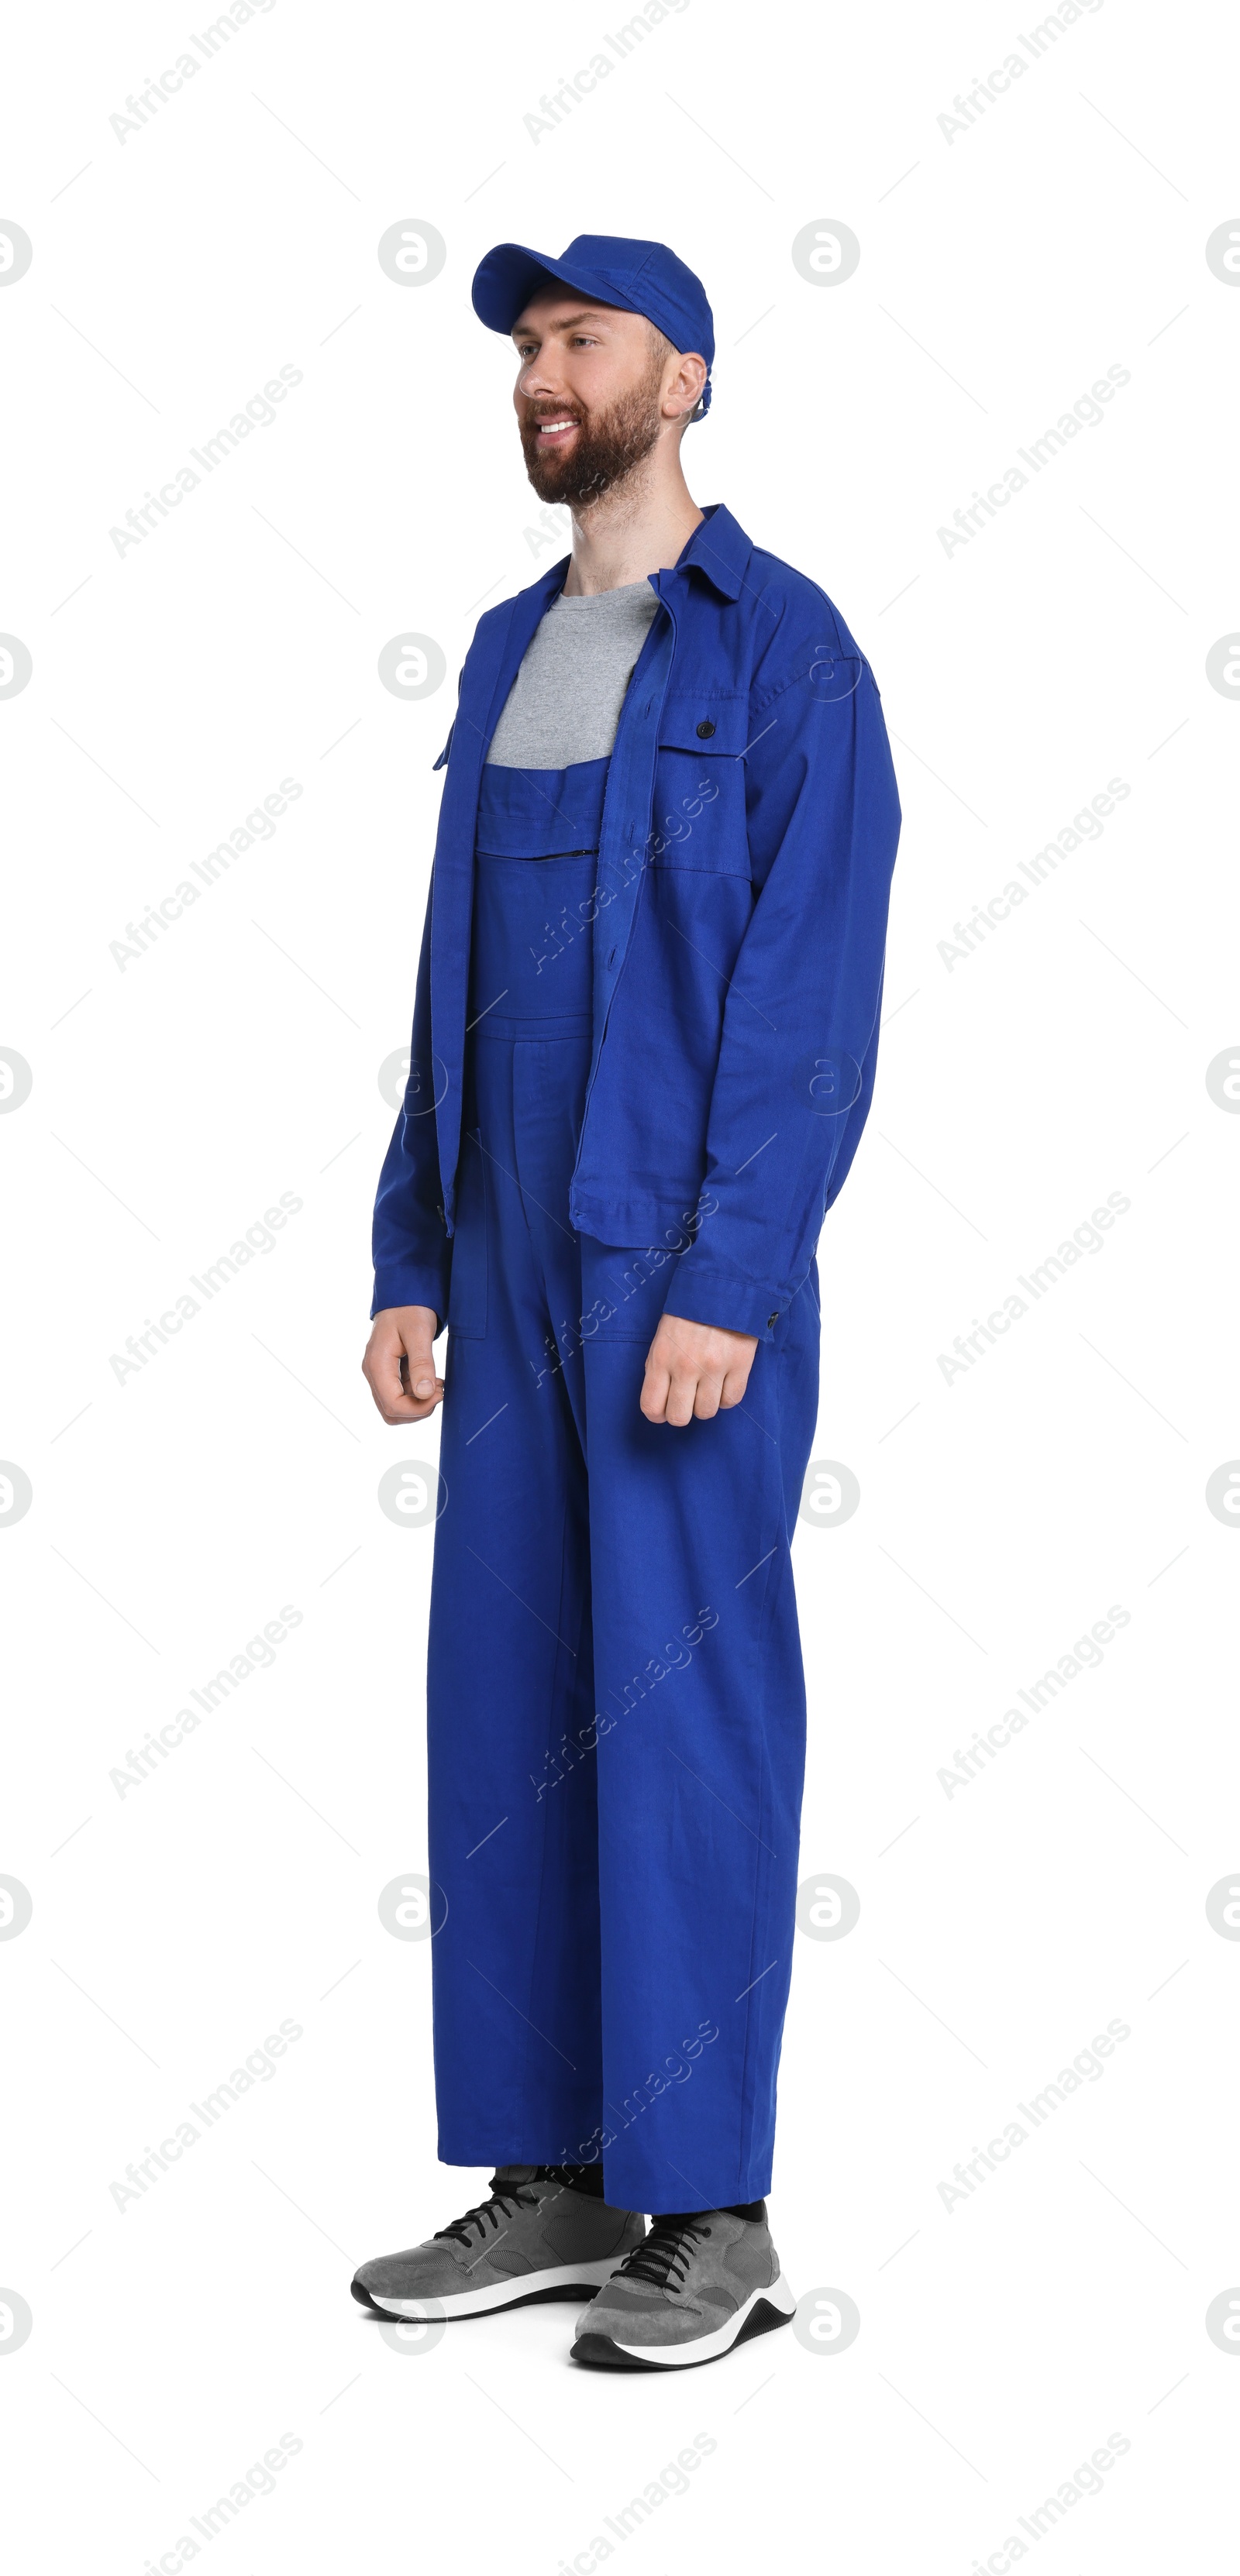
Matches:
[512,291,698,508]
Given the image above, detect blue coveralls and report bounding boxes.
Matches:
[373,508,901,2213]
[425,755,819,2214]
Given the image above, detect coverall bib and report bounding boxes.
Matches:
[425,758,821,2213]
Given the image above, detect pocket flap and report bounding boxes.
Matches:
[656,695,751,757]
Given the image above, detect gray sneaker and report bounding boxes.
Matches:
[571,2204,795,2368]
[352,2167,645,2321]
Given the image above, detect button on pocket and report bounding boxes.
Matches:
[695,719,716,738]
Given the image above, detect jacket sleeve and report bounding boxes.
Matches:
[370,870,453,1324]
[663,655,901,1342]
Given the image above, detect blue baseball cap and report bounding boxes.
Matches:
[471,233,714,418]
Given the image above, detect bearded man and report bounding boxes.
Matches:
[353,236,901,2371]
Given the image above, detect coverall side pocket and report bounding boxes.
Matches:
[578,1238,682,1344]
[446,1128,488,1340]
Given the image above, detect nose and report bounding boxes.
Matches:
[517,353,570,405]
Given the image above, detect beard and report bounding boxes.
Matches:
[519,365,666,509]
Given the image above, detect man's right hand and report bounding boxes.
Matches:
[363,1305,444,1424]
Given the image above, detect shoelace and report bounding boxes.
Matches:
[432,2168,555,2249]
[615,2213,711,2296]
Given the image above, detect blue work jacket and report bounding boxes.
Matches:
[372,503,901,1343]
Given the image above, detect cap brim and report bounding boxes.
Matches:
[471,242,642,335]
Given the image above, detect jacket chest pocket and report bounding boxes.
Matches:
[650,696,750,876]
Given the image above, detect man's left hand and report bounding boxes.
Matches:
[640,1313,760,1426]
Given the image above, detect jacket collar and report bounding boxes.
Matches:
[662,501,752,601]
[512,500,753,621]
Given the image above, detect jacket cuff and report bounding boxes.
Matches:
[370,1261,451,1329]
[661,1251,784,1343]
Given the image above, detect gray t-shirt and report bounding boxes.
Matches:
[486,579,660,769]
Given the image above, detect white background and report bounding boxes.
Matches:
[2,1,1238,2569]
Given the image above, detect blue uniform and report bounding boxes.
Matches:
[373,507,901,2210]
[373,506,901,1339]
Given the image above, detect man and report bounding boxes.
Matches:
[353,236,901,2369]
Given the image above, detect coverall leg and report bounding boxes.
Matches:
[427,839,819,2212]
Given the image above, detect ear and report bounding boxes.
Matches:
[664,348,708,425]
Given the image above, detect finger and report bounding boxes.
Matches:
[693,1374,723,1420]
[379,1377,444,1426]
[363,1357,407,1422]
[718,1367,749,1408]
[640,1358,671,1422]
[363,1340,399,1407]
[403,1346,439,1403]
[374,1380,418,1422]
[664,1371,697,1429]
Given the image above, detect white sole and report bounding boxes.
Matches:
[593,2271,797,2367]
[367,2254,624,2320]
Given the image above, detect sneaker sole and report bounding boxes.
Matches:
[570,2273,797,2369]
[354,2254,625,2321]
